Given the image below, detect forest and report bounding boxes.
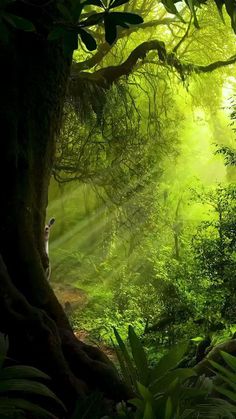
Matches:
[1,0,236,418]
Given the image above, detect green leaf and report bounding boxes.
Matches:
[128,325,149,385]
[185,0,199,28]
[215,385,236,402]
[150,342,189,383]
[220,351,236,372]
[191,336,204,343]
[165,397,172,419]
[109,0,129,10]
[82,12,105,26]
[150,368,196,395]
[225,0,236,32]
[113,328,137,385]
[79,28,97,50]
[162,0,185,22]
[209,359,236,382]
[0,379,65,410]
[3,13,35,31]
[0,397,58,419]
[129,397,144,411]
[104,14,117,44]
[111,11,143,25]
[214,0,225,22]
[143,401,155,419]
[0,365,50,381]
[63,30,78,55]
[216,373,236,392]
[113,342,133,388]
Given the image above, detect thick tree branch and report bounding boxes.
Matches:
[74,18,179,72]
[71,39,236,90]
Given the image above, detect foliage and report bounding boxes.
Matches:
[111,326,236,419]
[0,333,65,419]
[0,0,143,53]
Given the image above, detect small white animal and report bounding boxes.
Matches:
[44,217,55,280]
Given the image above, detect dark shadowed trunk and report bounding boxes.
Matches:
[0,25,129,414]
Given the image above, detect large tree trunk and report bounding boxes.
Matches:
[0,23,129,415]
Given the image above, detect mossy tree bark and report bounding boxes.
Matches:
[0,26,128,415]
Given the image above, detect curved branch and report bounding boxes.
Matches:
[72,39,236,89]
[74,18,178,72]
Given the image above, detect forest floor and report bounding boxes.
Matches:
[53,283,117,362]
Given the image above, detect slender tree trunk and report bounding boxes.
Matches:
[0,28,129,414]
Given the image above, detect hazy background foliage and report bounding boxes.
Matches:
[47,0,236,354]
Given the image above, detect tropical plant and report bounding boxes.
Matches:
[0,333,65,419]
[112,326,236,418]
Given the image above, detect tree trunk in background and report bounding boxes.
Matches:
[0,29,128,413]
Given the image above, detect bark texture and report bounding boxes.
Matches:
[0,23,129,416]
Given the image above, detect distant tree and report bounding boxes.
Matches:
[193,185,236,321]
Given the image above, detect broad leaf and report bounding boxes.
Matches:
[111,11,143,24]
[209,359,236,382]
[113,341,133,388]
[165,397,172,419]
[185,0,200,28]
[128,325,149,385]
[150,342,189,383]
[82,12,105,26]
[150,368,196,394]
[215,385,236,402]
[104,14,117,44]
[63,30,78,55]
[113,328,137,384]
[79,29,97,50]
[0,365,50,381]
[0,379,65,409]
[214,0,225,22]
[220,351,236,372]
[143,400,155,419]
[162,0,185,22]
[0,397,58,419]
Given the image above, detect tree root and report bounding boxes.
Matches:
[0,255,130,413]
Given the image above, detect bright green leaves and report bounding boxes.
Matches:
[161,0,236,33]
